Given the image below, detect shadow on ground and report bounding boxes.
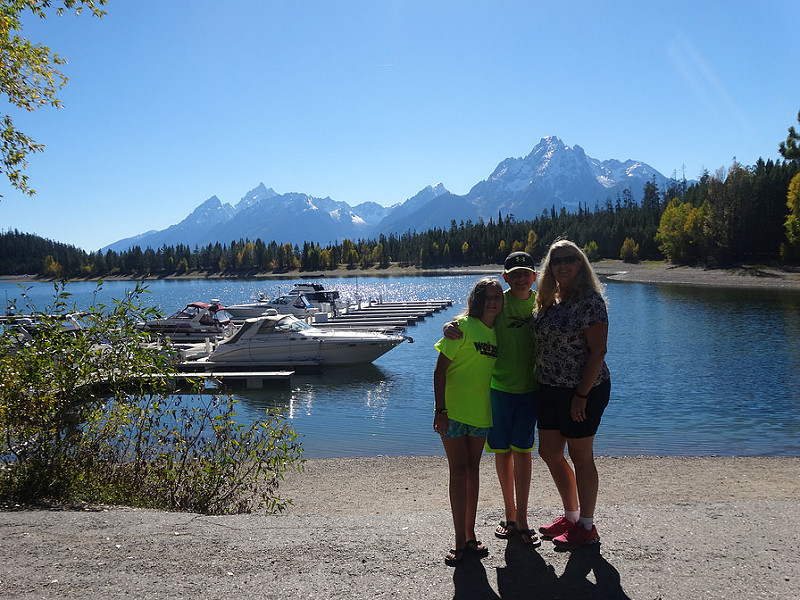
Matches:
[453,539,631,600]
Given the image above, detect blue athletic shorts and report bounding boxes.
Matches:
[537,379,610,439]
[439,418,491,439]
[486,389,538,453]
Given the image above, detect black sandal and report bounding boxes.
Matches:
[495,520,516,539]
[444,547,465,567]
[465,539,489,557]
[518,529,542,548]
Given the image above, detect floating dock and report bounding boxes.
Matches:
[170,367,295,388]
[313,299,453,332]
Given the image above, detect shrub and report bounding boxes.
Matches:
[0,281,303,513]
[78,393,303,514]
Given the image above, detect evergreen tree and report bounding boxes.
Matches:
[620,237,639,263]
[779,110,800,160]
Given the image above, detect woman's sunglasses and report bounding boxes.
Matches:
[550,255,578,266]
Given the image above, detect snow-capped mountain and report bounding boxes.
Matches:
[103,137,673,253]
[466,136,669,218]
[208,185,379,247]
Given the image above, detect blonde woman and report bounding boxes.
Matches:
[531,239,611,549]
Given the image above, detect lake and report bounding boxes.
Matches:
[3,274,799,458]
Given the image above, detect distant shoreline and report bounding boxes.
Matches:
[592,260,800,290]
[2,260,800,291]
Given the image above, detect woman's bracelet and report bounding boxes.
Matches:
[434,407,448,414]
[574,391,588,399]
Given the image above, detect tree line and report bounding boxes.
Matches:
[1,157,798,279]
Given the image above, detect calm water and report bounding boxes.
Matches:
[3,275,799,458]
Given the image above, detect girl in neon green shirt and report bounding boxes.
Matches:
[433,277,503,566]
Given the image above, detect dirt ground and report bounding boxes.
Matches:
[1,456,798,599]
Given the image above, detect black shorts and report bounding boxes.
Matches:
[537,379,610,439]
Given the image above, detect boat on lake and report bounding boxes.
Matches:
[225,283,348,320]
[225,290,319,320]
[139,300,235,342]
[1,312,91,351]
[194,310,410,367]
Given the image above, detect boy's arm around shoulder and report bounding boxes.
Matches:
[442,318,463,340]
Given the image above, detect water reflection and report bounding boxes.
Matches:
[208,363,425,458]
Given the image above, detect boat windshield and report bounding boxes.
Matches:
[274,316,313,332]
[306,291,340,303]
[256,316,313,335]
[168,305,202,319]
[213,309,233,323]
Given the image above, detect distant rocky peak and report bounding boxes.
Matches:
[408,183,449,205]
[181,195,235,227]
[430,182,449,196]
[195,195,222,210]
[235,183,278,211]
[189,195,227,219]
[526,135,567,160]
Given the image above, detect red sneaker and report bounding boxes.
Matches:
[552,522,600,549]
[538,516,574,539]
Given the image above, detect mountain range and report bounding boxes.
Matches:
[104,136,673,252]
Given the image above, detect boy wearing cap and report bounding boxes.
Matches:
[443,251,540,546]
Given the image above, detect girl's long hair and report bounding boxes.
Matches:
[458,277,503,319]
[536,239,605,314]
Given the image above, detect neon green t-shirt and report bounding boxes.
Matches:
[434,316,498,428]
[491,288,537,394]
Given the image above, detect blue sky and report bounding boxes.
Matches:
[1,0,798,252]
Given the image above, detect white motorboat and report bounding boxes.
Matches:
[139,300,235,341]
[1,312,90,351]
[225,291,319,320]
[225,283,348,320]
[200,311,409,367]
[288,283,348,315]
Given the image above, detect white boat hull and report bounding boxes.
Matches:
[204,314,406,367]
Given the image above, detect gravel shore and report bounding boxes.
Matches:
[2,456,798,599]
[592,260,800,290]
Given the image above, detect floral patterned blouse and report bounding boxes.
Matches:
[530,290,610,388]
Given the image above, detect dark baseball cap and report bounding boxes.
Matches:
[504,251,535,273]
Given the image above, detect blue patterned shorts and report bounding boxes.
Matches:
[440,418,491,439]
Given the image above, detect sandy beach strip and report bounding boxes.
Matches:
[279,455,800,515]
[593,260,800,290]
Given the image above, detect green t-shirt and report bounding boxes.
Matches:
[434,316,498,428]
[491,288,537,394]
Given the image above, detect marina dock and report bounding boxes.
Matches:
[169,367,295,388]
[312,299,453,332]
